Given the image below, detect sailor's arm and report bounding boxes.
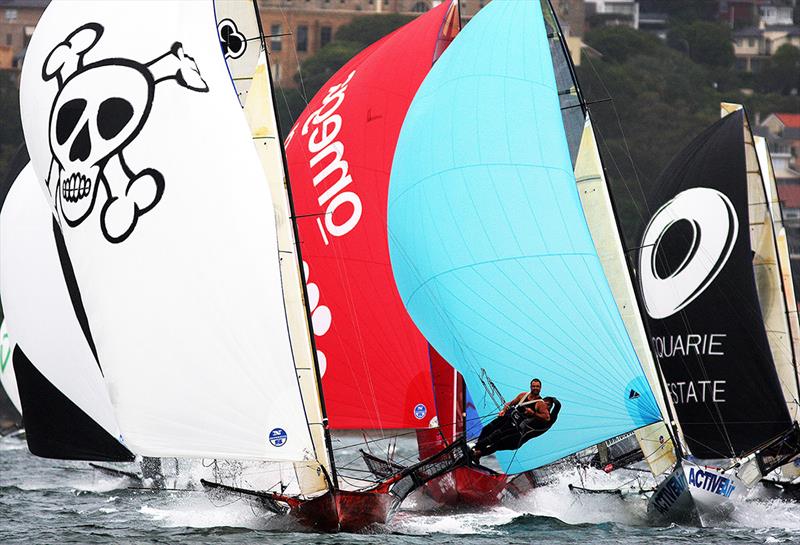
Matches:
[531,400,550,422]
[499,392,526,416]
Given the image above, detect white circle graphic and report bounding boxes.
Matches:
[639,187,738,319]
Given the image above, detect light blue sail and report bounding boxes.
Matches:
[387,0,660,474]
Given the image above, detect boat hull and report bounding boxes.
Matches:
[423,465,508,506]
[289,488,394,532]
[647,461,746,525]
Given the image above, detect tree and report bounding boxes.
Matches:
[0,71,22,177]
[755,44,800,95]
[667,21,735,69]
[334,14,414,45]
[583,25,662,63]
[274,13,414,135]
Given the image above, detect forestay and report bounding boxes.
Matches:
[387,0,661,474]
[20,0,318,463]
[286,2,459,430]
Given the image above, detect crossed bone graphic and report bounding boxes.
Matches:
[42,23,208,243]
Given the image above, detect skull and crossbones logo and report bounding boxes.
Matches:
[41,23,209,243]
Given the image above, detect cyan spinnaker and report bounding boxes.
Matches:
[388,0,660,474]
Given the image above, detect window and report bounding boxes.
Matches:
[748,38,755,47]
[296,25,308,52]
[273,63,281,83]
[5,33,11,46]
[411,1,428,12]
[4,9,17,21]
[270,23,282,51]
[320,26,332,47]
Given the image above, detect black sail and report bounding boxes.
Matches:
[637,111,792,459]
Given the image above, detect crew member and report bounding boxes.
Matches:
[471,378,561,460]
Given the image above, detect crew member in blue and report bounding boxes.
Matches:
[470,378,561,460]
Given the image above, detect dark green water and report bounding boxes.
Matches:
[2,436,800,544]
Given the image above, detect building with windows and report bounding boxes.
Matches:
[733,22,800,71]
[0,0,47,70]
[584,0,639,29]
[263,0,585,87]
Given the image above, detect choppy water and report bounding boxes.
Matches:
[3,434,800,544]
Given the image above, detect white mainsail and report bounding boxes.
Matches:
[19,0,322,464]
[0,163,123,442]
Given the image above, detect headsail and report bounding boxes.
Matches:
[0,160,132,461]
[285,1,459,430]
[388,1,661,474]
[20,0,322,464]
[638,110,793,459]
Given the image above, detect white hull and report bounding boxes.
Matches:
[647,460,747,526]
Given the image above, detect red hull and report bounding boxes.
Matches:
[285,488,394,532]
[423,465,510,506]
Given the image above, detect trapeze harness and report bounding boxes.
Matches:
[473,396,562,458]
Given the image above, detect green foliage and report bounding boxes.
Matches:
[640,0,718,22]
[295,40,362,98]
[274,13,414,136]
[584,25,662,63]
[755,44,800,95]
[334,14,414,46]
[667,22,735,68]
[0,71,22,177]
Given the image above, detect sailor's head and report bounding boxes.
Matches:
[530,378,542,396]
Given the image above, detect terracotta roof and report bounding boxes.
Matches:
[777,113,800,129]
[778,183,800,209]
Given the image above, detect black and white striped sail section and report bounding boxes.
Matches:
[214,0,262,105]
[215,0,334,494]
[19,0,320,464]
[0,161,132,461]
[638,110,794,460]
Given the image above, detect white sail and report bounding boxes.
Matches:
[242,52,332,492]
[214,0,262,105]
[20,0,318,462]
[0,320,22,415]
[722,103,799,421]
[0,164,121,439]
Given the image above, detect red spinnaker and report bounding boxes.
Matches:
[286,2,459,429]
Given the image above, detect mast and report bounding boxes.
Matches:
[246,0,338,490]
[254,0,339,490]
[723,102,800,424]
[542,0,682,458]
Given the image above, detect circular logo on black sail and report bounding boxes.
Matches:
[639,187,738,319]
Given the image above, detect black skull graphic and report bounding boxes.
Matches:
[42,23,209,243]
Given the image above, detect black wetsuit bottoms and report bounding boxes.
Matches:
[474,400,561,457]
